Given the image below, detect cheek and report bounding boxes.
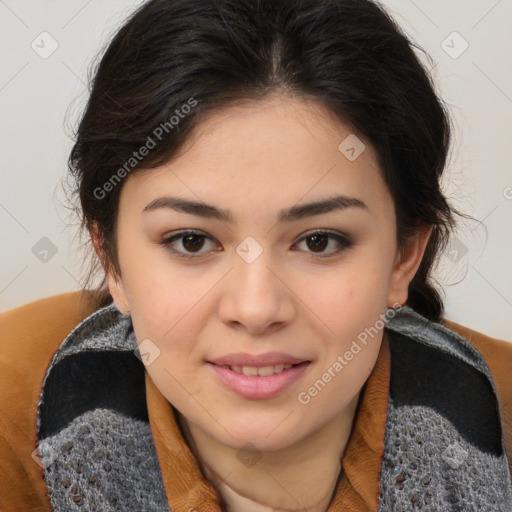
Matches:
[127,284,209,408]
[119,249,210,340]
[124,267,221,387]
[305,262,391,338]
[303,259,390,390]
[128,286,207,357]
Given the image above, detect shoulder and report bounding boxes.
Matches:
[380,312,512,509]
[385,308,512,476]
[0,290,100,357]
[0,291,100,400]
[438,317,512,419]
[440,317,512,381]
[440,317,512,474]
[385,307,511,398]
[0,291,100,510]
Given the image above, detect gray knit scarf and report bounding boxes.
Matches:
[36,304,512,511]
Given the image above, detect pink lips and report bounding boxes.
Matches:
[207,352,311,399]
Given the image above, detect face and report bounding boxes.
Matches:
[102,95,429,452]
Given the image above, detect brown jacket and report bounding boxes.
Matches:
[1,291,511,511]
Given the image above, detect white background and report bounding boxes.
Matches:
[1,0,511,341]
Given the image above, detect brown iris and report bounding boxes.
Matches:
[182,234,205,252]
[306,234,328,252]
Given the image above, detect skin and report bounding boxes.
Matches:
[93,94,431,511]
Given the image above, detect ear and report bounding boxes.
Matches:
[387,225,433,308]
[89,223,131,315]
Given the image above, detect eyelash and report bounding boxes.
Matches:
[159,229,353,260]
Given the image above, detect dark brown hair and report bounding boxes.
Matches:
[68,0,466,322]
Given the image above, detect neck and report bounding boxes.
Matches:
[177,392,361,512]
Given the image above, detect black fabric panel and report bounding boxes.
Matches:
[387,329,503,456]
[38,351,148,440]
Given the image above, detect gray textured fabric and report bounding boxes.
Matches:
[379,404,510,511]
[37,409,169,511]
[36,304,512,511]
[381,307,512,511]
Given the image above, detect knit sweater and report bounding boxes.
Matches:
[16,302,512,510]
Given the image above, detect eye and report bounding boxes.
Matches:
[160,229,353,260]
[160,230,220,259]
[292,230,353,258]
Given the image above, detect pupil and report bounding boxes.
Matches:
[183,235,203,252]
[308,234,327,252]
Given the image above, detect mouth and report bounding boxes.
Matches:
[216,362,303,376]
[206,360,311,399]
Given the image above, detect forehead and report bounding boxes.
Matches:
[119,95,391,219]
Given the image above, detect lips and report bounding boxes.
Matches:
[209,352,308,367]
[207,361,311,400]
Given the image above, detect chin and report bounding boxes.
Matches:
[210,416,307,453]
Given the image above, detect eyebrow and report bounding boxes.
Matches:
[142,194,368,223]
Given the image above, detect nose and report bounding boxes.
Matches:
[217,250,295,335]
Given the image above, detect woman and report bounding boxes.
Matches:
[1,0,511,510]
